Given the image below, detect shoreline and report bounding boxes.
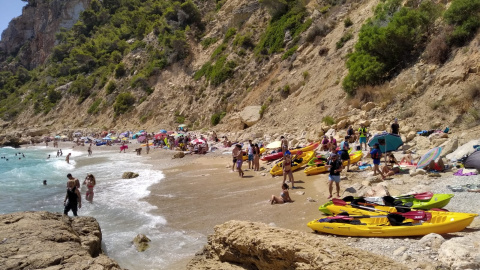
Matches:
[12,140,480,269]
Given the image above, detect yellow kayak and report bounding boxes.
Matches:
[242,148,266,161]
[307,211,478,237]
[270,151,315,176]
[304,151,363,176]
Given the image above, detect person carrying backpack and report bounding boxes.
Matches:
[326,153,343,198]
[370,143,385,180]
[358,123,368,151]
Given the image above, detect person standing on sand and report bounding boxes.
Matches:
[65,153,71,164]
[232,144,240,172]
[326,153,343,199]
[370,143,386,180]
[247,140,254,169]
[270,183,294,204]
[88,144,92,156]
[391,118,400,135]
[280,136,288,154]
[339,141,351,172]
[283,150,295,188]
[64,179,81,217]
[235,144,244,177]
[83,174,96,203]
[146,141,150,154]
[254,144,261,171]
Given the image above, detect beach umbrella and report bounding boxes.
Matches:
[167,131,175,135]
[55,135,61,139]
[368,133,403,153]
[265,141,282,149]
[121,137,129,141]
[464,151,480,170]
[137,136,146,142]
[103,137,112,140]
[155,133,167,139]
[178,124,187,128]
[417,147,442,169]
[159,129,167,134]
[192,138,205,145]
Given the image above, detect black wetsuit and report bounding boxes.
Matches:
[64,186,79,216]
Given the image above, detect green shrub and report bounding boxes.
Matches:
[201,37,218,49]
[194,56,236,86]
[322,115,335,125]
[114,63,126,78]
[342,0,441,94]
[281,45,298,60]
[335,32,353,50]
[224,27,237,42]
[259,104,268,117]
[255,1,311,56]
[302,71,309,79]
[233,33,254,48]
[344,17,353,28]
[444,0,480,46]
[210,111,226,126]
[211,43,227,59]
[113,92,135,115]
[175,115,185,124]
[279,84,290,97]
[88,98,103,114]
[106,81,116,94]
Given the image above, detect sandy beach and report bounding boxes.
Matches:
[48,139,480,269]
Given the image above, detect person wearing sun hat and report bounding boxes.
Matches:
[326,153,343,198]
[282,150,295,189]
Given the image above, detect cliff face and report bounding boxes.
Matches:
[0,211,123,270]
[0,0,90,70]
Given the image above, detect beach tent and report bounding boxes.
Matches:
[368,132,403,153]
[464,151,480,170]
[159,129,167,134]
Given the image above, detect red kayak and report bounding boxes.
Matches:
[261,142,319,161]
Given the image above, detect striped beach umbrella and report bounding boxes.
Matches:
[416,147,442,169]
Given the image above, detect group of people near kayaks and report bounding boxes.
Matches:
[234,121,477,237]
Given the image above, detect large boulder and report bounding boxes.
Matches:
[133,234,151,252]
[439,137,458,158]
[239,106,262,127]
[438,234,480,269]
[173,152,185,159]
[25,128,50,137]
[0,211,123,270]
[446,139,480,161]
[418,233,445,250]
[361,102,376,112]
[187,220,407,270]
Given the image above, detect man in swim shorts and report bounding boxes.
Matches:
[326,153,343,199]
[232,144,240,172]
[247,140,254,169]
[339,141,351,172]
[235,144,244,177]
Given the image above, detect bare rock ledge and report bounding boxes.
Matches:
[0,211,123,270]
[187,220,407,270]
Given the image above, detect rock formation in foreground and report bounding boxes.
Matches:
[0,211,122,270]
[187,220,407,270]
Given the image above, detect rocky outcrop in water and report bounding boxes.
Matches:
[0,0,91,70]
[187,220,407,270]
[0,211,123,270]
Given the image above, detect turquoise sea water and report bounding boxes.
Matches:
[0,146,204,269]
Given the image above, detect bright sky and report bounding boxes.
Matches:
[0,1,27,39]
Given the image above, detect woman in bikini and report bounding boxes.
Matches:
[270,183,294,204]
[282,151,295,188]
[382,153,400,176]
[83,174,96,203]
[253,144,261,171]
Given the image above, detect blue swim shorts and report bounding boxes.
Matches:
[373,158,381,165]
[328,175,341,183]
[248,154,254,161]
[359,137,367,144]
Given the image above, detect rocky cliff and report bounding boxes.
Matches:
[0,0,91,70]
[187,220,407,270]
[0,211,123,270]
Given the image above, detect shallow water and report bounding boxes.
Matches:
[0,146,204,269]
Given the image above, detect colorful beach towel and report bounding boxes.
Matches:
[453,168,478,176]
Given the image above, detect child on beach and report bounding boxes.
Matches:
[370,143,386,180]
[270,183,294,204]
[235,144,244,177]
